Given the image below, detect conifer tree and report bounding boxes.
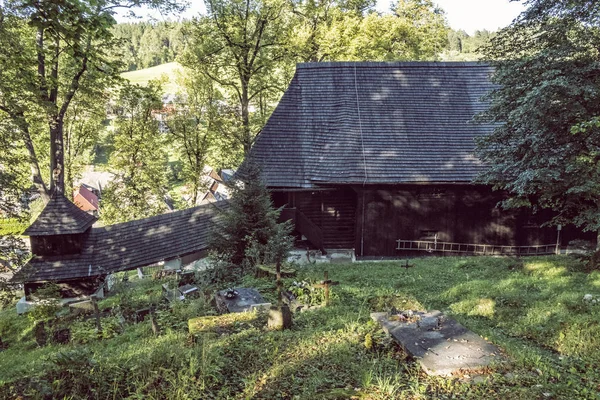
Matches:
[210,162,292,274]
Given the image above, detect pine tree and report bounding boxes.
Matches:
[210,162,292,275]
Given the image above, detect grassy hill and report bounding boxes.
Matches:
[121,62,183,95]
[1,256,599,398]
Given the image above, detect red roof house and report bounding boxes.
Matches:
[73,185,99,212]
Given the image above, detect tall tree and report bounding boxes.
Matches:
[165,73,220,206]
[100,82,169,224]
[0,0,181,200]
[0,114,30,298]
[180,0,293,157]
[291,0,448,62]
[63,89,107,198]
[210,161,291,273]
[289,0,375,62]
[476,0,600,240]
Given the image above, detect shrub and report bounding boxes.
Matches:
[28,283,62,323]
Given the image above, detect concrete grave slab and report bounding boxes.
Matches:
[371,310,502,376]
[215,288,271,313]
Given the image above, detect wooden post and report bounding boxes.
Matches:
[276,260,282,306]
[314,271,339,307]
[323,271,329,306]
[150,307,160,336]
[91,295,102,337]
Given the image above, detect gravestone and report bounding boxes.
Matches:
[214,288,270,313]
[267,304,292,330]
[371,310,502,376]
[135,308,151,323]
[34,321,47,347]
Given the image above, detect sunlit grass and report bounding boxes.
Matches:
[121,62,183,94]
[1,256,600,398]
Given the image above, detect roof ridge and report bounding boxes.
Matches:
[100,200,228,231]
[296,61,489,69]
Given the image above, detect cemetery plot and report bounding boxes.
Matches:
[371,310,503,377]
[214,288,271,313]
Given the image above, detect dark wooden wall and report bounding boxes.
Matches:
[275,188,357,249]
[353,185,563,257]
[30,230,89,257]
[274,185,591,257]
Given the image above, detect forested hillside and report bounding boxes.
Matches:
[111,19,493,73]
[112,21,188,71]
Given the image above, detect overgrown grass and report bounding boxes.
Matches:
[1,256,599,399]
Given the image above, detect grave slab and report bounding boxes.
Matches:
[215,288,271,313]
[371,310,502,376]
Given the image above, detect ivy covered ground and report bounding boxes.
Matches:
[1,256,599,399]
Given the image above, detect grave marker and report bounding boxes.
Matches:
[371,310,503,376]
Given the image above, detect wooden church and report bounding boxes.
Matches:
[247,62,588,257]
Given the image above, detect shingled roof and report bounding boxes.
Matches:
[23,194,97,236]
[248,62,496,189]
[13,201,226,282]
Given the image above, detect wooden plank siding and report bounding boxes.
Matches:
[281,188,357,249]
[352,185,581,257]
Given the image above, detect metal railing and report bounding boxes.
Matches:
[396,239,558,255]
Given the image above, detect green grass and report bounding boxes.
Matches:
[121,62,183,94]
[1,256,600,399]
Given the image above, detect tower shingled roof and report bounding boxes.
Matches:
[13,200,226,282]
[23,193,97,236]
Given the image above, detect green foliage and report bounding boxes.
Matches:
[71,316,123,344]
[63,90,106,194]
[0,0,183,200]
[0,234,29,274]
[100,81,170,224]
[181,0,294,156]
[442,29,495,61]
[476,0,600,236]
[164,73,220,205]
[291,0,449,62]
[28,283,61,323]
[287,280,326,306]
[113,21,188,71]
[0,219,27,236]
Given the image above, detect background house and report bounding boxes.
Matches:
[199,168,234,204]
[73,185,99,215]
[247,62,588,258]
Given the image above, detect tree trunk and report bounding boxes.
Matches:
[241,78,251,154]
[16,114,49,202]
[276,259,282,307]
[49,118,65,194]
